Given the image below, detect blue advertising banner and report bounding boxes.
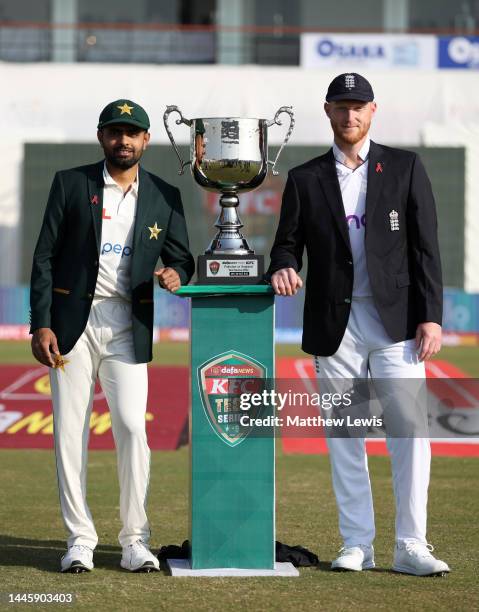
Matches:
[443,289,479,332]
[301,33,436,70]
[438,36,479,69]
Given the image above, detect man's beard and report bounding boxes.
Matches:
[105,147,143,169]
[331,120,371,146]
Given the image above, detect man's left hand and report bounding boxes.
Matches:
[155,267,181,293]
[415,322,442,361]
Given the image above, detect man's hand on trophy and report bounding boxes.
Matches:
[271,268,303,296]
[155,267,181,293]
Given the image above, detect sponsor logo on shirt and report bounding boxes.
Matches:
[346,214,366,229]
[101,242,133,257]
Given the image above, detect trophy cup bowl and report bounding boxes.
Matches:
[163,106,294,284]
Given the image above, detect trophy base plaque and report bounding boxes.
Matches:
[197,254,264,285]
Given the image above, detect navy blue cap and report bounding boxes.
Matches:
[326,73,374,102]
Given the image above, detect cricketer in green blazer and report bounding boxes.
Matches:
[30,160,195,363]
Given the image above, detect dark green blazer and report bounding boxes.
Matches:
[30,160,194,363]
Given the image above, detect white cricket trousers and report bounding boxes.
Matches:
[315,296,430,547]
[49,297,150,549]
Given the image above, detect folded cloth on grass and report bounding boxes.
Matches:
[157,540,319,569]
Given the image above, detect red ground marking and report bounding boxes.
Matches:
[3,360,478,457]
[0,365,188,450]
[277,357,479,457]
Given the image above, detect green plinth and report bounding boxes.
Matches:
[176,285,275,569]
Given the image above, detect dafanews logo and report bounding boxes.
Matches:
[197,351,267,447]
[101,242,132,258]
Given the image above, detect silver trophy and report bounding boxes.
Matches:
[163,105,294,284]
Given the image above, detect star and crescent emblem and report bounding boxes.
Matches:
[148,222,162,240]
[117,102,134,116]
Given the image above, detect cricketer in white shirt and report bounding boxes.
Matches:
[332,137,372,298]
[95,162,138,300]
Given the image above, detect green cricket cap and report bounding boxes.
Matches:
[98,99,150,130]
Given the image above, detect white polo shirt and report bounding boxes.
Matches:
[94,163,138,300]
[333,138,372,297]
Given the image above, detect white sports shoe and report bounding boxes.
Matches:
[331,544,375,571]
[120,539,160,572]
[393,542,450,576]
[60,545,94,573]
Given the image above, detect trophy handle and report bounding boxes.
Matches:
[266,106,295,176]
[163,105,193,175]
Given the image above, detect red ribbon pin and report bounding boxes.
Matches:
[376,162,383,173]
[91,194,99,205]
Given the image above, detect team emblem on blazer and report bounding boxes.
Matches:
[148,222,162,240]
[389,210,399,231]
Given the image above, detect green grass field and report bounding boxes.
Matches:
[2,340,479,376]
[0,450,477,611]
[0,341,477,611]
